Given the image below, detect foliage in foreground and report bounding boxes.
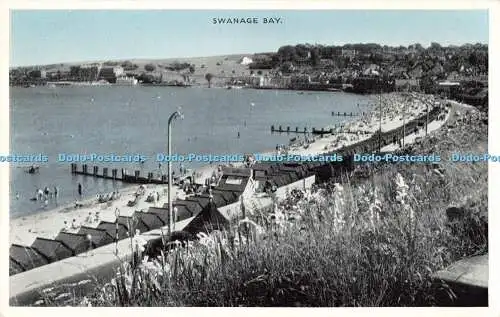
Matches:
[71,160,486,307]
[38,112,488,307]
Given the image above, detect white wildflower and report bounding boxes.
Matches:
[78,296,92,307]
[132,233,147,253]
[76,279,91,286]
[54,292,71,301]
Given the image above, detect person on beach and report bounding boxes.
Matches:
[85,212,93,224]
[71,219,78,229]
[78,183,82,197]
[43,199,49,209]
[95,212,100,223]
[54,186,58,198]
[15,192,19,200]
[36,188,44,201]
[63,221,70,232]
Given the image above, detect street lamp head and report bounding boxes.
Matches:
[168,110,184,124]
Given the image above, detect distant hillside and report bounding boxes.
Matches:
[29,53,261,87]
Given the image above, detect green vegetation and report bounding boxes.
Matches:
[205,73,214,88]
[144,63,156,72]
[37,110,487,307]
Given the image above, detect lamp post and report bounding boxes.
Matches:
[378,86,382,152]
[413,94,430,137]
[402,85,410,148]
[167,110,183,237]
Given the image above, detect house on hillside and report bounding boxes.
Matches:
[341,49,357,59]
[394,79,420,91]
[408,65,424,78]
[239,56,253,65]
[98,66,124,83]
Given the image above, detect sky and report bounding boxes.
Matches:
[10,10,489,67]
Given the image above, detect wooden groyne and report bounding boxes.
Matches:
[270,125,338,135]
[70,163,168,184]
[331,111,363,117]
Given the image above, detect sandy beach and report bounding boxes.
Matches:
[9,92,447,246]
[9,164,218,245]
[283,92,442,156]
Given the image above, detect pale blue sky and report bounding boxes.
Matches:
[10,10,488,67]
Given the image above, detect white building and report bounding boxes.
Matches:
[240,56,253,65]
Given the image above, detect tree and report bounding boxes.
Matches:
[414,43,424,51]
[430,42,442,50]
[144,64,156,72]
[277,45,297,61]
[310,48,320,66]
[28,70,41,79]
[205,73,214,88]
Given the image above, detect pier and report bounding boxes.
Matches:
[331,111,363,117]
[70,163,169,184]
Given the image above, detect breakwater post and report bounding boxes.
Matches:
[70,164,168,184]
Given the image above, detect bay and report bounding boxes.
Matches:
[9,86,372,217]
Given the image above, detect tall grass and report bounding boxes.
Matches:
[39,111,488,307]
[75,155,486,306]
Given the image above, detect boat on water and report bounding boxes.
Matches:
[46,80,111,87]
[227,85,243,89]
[25,165,40,174]
[115,76,138,86]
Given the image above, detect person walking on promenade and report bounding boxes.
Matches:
[78,183,82,197]
[54,186,59,198]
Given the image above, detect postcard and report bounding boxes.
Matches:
[1,2,496,315]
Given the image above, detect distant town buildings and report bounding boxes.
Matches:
[341,49,357,59]
[98,66,124,83]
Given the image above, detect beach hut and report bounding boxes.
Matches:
[117,216,135,234]
[212,189,239,205]
[9,244,49,272]
[185,195,211,208]
[184,200,230,235]
[31,237,74,263]
[147,207,169,224]
[10,258,26,276]
[217,169,251,194]
[134,211,165,232]
[97,221,129,241]
[175,199,204,216]
[77,227,114,248]
[55,232,96,255]
[210,192,229,207]
[172,202,194,221]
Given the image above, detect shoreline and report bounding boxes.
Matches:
[9,92,439,246]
